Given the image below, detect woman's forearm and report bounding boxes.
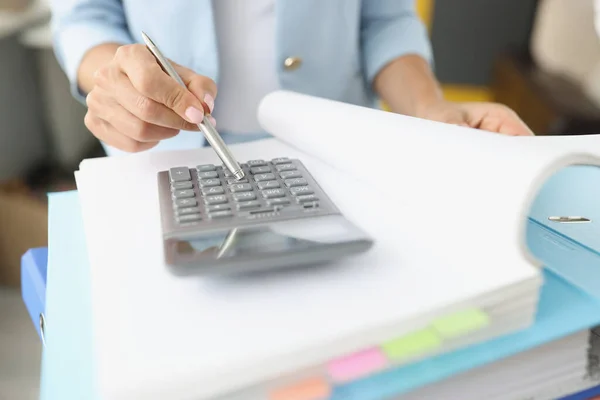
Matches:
[77,43,122,95]
[373,54,444,117]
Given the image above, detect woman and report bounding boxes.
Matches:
[49,0,533,156]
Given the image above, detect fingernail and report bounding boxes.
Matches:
[203,93,215,113]
[185,106,204,124]
[208,116,216,127]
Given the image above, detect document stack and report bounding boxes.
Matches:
[60,91,600,399]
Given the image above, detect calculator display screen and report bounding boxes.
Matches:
[167,215,371,269]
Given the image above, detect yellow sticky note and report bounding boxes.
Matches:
[381,329,442,360]
[431,309,490,339]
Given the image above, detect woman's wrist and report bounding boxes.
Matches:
[373,54,445,117]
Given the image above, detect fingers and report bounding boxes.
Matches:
[480,117,531,137]
[174,62,218,114]
[84,113,159,152]
[497,118,534,137]
[102,70,199,131]
[87,88,179,142]
[463,103,534,136]
[114,44,207,124]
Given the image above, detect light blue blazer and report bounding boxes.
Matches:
[49,0,432,152]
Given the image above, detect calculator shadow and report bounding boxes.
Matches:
[196,258,354,287]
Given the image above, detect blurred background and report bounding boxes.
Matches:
[1,0,600,398]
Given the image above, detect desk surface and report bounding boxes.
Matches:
[40,189,600,400]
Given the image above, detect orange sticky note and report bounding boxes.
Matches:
[270,378,330,400]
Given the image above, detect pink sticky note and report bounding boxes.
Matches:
[327,348,387,382]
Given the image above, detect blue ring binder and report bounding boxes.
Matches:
[21,247,48,344]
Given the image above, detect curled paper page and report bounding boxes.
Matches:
[258,91,600,269]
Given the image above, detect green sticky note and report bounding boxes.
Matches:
[381,329,442,360]
[431,309,490,338]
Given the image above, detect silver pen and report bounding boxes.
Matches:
[141,31,245,180]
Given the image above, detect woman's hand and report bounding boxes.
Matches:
[373,55,534,136]
[416,100,534,136]
[83,43,217,152]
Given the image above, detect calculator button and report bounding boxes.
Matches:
[198,171,219,179]
[172,189,195,199]
[177,207,201,215]
[201,186,225,195]
[267,198,291,206]
[247,159,267,167]
[207,204,231,212]
[226,178,249,185]
[169,167,191,182]
[229,183,253,193]
[284,178,307,188]
[250,166,271,174]
[237,200,261,210]
[232,192,257,202]
[295,194,319,203]
[254,173,276,182]
[174,198,197,208]
[204,195,228,205]
[257,181,280,190]
[290,186,314,196]
[171,181,193,190]
[275,164,296,172]
[209,210,233,219]
[197,164,216,172]
[279,171,302,179]
[177,214,201,223]
[199,179,221,187]
[262,188,286,199]
[271,157,291,165]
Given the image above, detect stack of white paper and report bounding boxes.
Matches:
[73,91,600,399]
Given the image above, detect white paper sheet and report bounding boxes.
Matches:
[258,91,600,267]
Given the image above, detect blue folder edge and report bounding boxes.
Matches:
[21,247,47,343]
[25,191,600,400]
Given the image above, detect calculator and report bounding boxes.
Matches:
[157,157,374,276]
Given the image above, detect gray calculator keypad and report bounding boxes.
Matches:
[160,158,335,229]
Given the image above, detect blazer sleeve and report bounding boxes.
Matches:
[49,0,134,101]
[360,0,434,85]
